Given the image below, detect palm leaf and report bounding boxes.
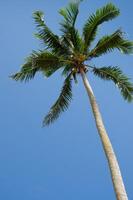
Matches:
[118,39,133,54]
[11,61,39,82]
[43,74,72,125]
[61,27,83,52]
[59,2,84,53]
[33,11,69,56]
[11,51,64,81]
[92,66,133,102]
[83,3,120,52]
[59,1,80,27]
[62,63,78,83]
[62,64,72,77]
[88,29,133,58]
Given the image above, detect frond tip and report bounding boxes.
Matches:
[59,1,80,27]
[11,62,38,82]
[43,74,73,126]
[92,66,133,102]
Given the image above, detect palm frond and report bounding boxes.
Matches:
[92,66,133,102]
[59,2,84,52]
[61,63,78,84]
[83,3,120,52]
[43,74,73,126]
[62,64,73,77]
[11,51,64,81]
[118,39,133,54]
[11,61,39,82]
[88,29,133,58]
[30,51,64,77]
[59,1,80,27]
[62,27,84,52]
[33,11,69,56]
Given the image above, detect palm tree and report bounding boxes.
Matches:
[12,1,133,199]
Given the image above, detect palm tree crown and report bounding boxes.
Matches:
[12,1,133,126]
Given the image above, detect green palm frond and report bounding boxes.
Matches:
[118,39,133,54]
[62,27,83,52]
[88,29,133,58]
[83,3,120,52]
[59,1,80,27]
[92,66,133,102]
[11,61,39,82]
[59,1,84,52]
[62,64,78,83]
[30,51,64,77]
[11,51,64,81]
[62,64,73,77]
[43,74,72,126]
[33,11,69,56]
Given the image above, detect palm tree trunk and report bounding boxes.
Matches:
[80,68,128,200]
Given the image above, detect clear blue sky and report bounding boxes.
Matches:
[0,0,133,199]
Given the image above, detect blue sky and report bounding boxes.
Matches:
[0,0,133,199]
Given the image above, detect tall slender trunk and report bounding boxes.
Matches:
[80,68,128,200]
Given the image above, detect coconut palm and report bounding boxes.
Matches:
[12,1,133,199]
